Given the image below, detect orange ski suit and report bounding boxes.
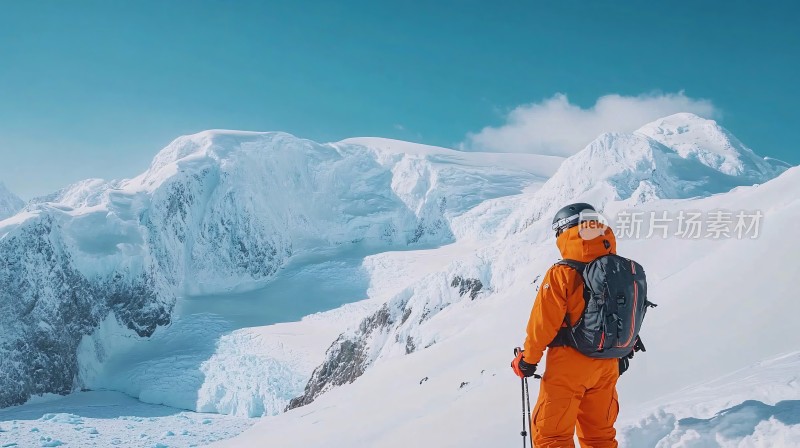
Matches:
[523,223,620,448]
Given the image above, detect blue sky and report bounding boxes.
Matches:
[1,0,797,198]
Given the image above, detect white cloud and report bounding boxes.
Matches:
[461,92,719,156]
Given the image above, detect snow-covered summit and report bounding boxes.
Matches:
[0,181,24,220]
[138,131,298,190]
[504,114,790,234]
[339,137,563,176]
[636,112,789,179]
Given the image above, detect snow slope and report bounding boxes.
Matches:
[216,152,797,444]
[76,242,481,417]
[0,182,24,220]
[621,351,800,447]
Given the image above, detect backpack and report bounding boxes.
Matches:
[550,254,655,359]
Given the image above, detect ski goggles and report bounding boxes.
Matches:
[553,211,605,237]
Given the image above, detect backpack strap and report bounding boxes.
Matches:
[553,258,588,327]
[549,259,587,348]
[556,258,586,274]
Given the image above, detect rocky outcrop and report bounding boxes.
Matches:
[286,305,393,410]
[450,276,483,300]
[0,216,171,407]
[287,268,491,409]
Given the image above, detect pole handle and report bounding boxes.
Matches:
[514,347,542,380]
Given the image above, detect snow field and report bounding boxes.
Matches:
[0,391,253,448]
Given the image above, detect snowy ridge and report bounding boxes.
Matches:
[0,181,24,220]
[30,178,117,209]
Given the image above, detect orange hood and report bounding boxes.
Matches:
[555,222,617,262]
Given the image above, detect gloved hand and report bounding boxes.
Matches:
[619,349,635,375]
[618,355,630,376]
[511,350,538,378]
[620,336,646,376]
[633,336,646,353]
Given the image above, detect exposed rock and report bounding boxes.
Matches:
[0,216,171,407]
[451,276,483,300]
[287,269,491,410]
[405,336,416,354]
[286,304,395,410]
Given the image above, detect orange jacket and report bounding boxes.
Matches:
[522,223,617,365]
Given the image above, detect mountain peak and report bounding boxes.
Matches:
[149,131,298,169]
[0,182,24,221]
[507,119,789,234]
[636,113,787,178]
[649,111,712,124]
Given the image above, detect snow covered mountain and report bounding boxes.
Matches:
[0,131,556,409]
[0,113,795,448]
[0,182,24,220]
[504,113,788,236]
[636,112,790,178]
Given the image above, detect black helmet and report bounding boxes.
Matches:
[551,203,597,236]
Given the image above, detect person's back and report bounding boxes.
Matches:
[511,203,643,448]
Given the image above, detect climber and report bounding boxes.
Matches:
[511,203,651,447]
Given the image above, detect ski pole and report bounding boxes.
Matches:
[514,347,534,447]
[524,376,533,448]
[520,375,527,448]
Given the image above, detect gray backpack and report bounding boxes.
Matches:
[550,254,655,358]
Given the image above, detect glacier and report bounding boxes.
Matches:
[0,130,556,409]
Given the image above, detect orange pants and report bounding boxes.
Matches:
[532,347,619,448]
